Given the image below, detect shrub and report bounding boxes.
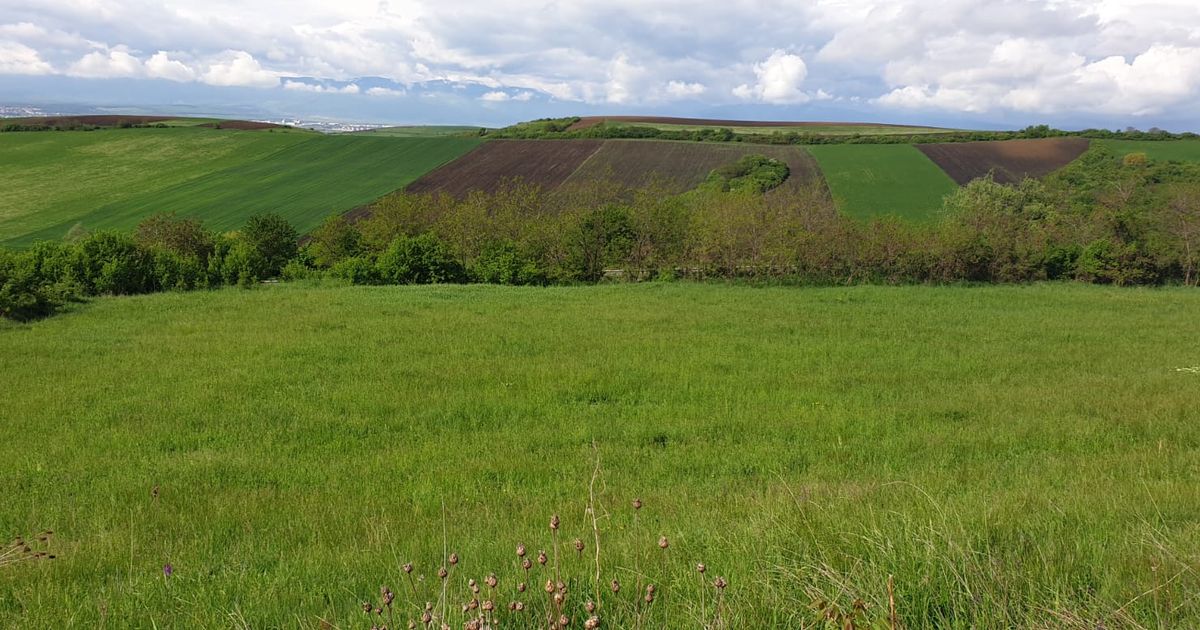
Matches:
[221,239,268,288]
[62,231,156,295]
[134,213,214,259]
[329,256,382,285]
[0,249,68,321]
[307,215,362,267]
[471,240,545,285]
[376,233,465,284]
[704,154,791,193]
[568,206,635,282]
[242,213,298,278]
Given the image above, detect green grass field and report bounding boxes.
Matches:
[619,121,956,136]
[807,144,957,221]
[1095,139,1200,162]
[2,282,1199,627]
[0,128,480,247]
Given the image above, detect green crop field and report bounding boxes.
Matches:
[808,144,957,221]
[1095,139,1200,162]
[0,128,481,247]
[2,282,1199,628]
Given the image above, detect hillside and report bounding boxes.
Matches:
[0,125,480,246]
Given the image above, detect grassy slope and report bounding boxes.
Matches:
[808,144,957,221]
[2,283,1199,627]
[1095,139,1200,162]
[0,127,312,245]
[1,129,480,246]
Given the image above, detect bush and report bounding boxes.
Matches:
[705,154,791,193]
[242,213,298,278]
[61,231,156,295]
[307,215,362,267]
[0,249,69,321]
[376,233,465,284]
[471,240,545,285]
[569,206,635,282]
[221,239,268,288]
[134,213,214,259]
[329,256,382,285]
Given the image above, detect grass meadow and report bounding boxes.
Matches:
[0,129,480,247]
[2,282,1199,628]
[807,144,957,221]
[1095,139,1200,163]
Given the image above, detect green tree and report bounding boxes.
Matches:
[242,213,298,277]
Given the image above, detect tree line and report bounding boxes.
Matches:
[2,145,1198,322]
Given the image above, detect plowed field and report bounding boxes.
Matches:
[405,140,604,196]
[917,137,1090,185]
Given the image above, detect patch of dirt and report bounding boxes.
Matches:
[916,137,1090,185]
[404,139,604,197]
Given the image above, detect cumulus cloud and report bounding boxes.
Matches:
[145,52,196,82]
[67,49,143,78]
[2,0,1200,121]
[0,41,54,75]
[733,50,810,104]
[200,51,279,88]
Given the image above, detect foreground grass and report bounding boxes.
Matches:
[1,283,1199,628]
[807,144,957,221]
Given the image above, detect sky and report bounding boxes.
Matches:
[2,0,1200,129]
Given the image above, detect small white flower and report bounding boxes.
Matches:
[1174,366,1200,374]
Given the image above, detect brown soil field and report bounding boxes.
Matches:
[405,139,604,196]
[7,115,175,127]
[566,116,936,132]
[916,137,1090,185]
[563,140,823,193]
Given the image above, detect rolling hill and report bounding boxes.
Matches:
[0,125,480,247]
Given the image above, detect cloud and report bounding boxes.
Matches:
[67,49,143,78]
[365,86,405,97]
[666,80,705,98]
[734,50,810,104]
[200,51,279,88]
[0,41,54,75]
[282,79,361,94]
[145,52,196,82]
[3,0,1200,122]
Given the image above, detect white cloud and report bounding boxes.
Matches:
[666,80,706,98]
[734,50,810,104]
[200,51,279,88]
[145,51,195,82]
[282,79,361,94]
[366,86,405,97]
[0,41,54,75]
[67,49,143,78]
[479,90,511,101]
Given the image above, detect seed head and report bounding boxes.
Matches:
[658,536,669,550]
[468,578,478,589]
[516,544,527,558]
[632,498,642,510]
[382,588,395,606]
[448,553,459,566]
[375,608,384,616]
[550,514,560,531]
[508,601,518,611]
[558,614,569,627]
[537,550,548,566]
[408,621,416,630]
[584,616,600,630]
[573,538,584,553]
[610,579,620,593]
[420,611,432,626]
[544,579,555,593]
[403,563,413,574]
[517,581,527,593]
[468,598,478,611]
[437,567,448,580]
[644,592,654,604]
[482,600,494,612]
[646,584,655,595]
[485,574,498,589]
[585,600,596,613]
[696,563,706,574]
[515,601,526,612]
[425,602,433,611]
[521,558,533,571]
[553,592,565,606]
[363,601,374,614]
[714,576,727,590]
[163,563,173,578]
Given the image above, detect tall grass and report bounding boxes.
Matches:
[1,282,1199,627]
